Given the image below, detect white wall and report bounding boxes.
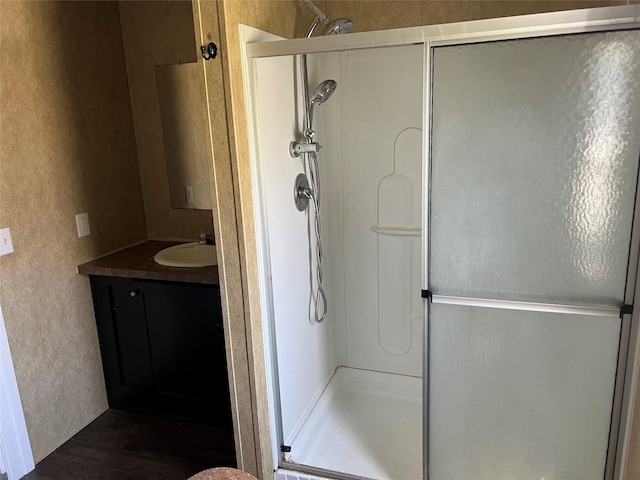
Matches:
[253,53,344,446]
[0,305,34,480]
[308,52,348,377]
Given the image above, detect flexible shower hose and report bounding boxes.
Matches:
[306,150,327,323]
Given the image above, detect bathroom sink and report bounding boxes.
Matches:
[154,242,217,268]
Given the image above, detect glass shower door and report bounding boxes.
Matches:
[427,31,640,479]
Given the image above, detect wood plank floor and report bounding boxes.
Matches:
[22,409,236,480]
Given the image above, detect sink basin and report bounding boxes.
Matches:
[154,242,217,268]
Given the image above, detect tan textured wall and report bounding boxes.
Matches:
[0,1,147,462]
[212,3,300,477]
[324,0,633,32]
[194,0,257,475]
[119,1,214,240]
[217,1,640,478]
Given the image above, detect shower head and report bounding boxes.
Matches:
[303,0,353,37]
[310,80,337,107]
[303,0,329,23]
[323,18,353,36]
[304,0,329,37]
[307,80,337,132]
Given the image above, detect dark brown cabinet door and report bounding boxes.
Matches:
[90,276,232,426]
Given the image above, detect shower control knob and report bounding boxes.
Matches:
[294,174,311,211]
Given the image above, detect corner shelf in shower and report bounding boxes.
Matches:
[371,226,421,236]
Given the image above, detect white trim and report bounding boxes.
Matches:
[246,5,640,59]
[0,305,34,480]
[239,24,288,470]
[274,468,335,480]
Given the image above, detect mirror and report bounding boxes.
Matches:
[156,62,212,210]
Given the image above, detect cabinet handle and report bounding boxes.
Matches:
[130,289,140,298]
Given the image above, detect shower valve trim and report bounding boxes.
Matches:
[290,141,321,158]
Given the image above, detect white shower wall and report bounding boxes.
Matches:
[341,45,424,376]
[253,53,344,446]
[253,44,424,446]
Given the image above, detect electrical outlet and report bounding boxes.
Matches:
[185,186,194,204]
[0,228,14,256]
[75,212,91,238]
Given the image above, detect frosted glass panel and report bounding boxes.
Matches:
[430,31,640,307]
[429,303,620,480]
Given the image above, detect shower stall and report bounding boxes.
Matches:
[242,5,640,480]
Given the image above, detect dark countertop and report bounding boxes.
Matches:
[78,240,219,285]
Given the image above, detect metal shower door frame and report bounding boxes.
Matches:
[245,6,640,480]
[422,26,640,480]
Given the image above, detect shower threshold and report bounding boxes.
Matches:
[285,367,422,480]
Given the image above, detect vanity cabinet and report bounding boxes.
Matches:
[89,275,231,427]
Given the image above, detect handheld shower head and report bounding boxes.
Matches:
[310,80,337,106]
[307,80,337,133]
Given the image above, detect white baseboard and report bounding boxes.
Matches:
[275,469,337,480]
[0,305,35,479]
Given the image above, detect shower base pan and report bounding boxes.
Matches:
[286,367,422,480]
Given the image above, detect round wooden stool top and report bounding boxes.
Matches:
[188,467,258,480]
